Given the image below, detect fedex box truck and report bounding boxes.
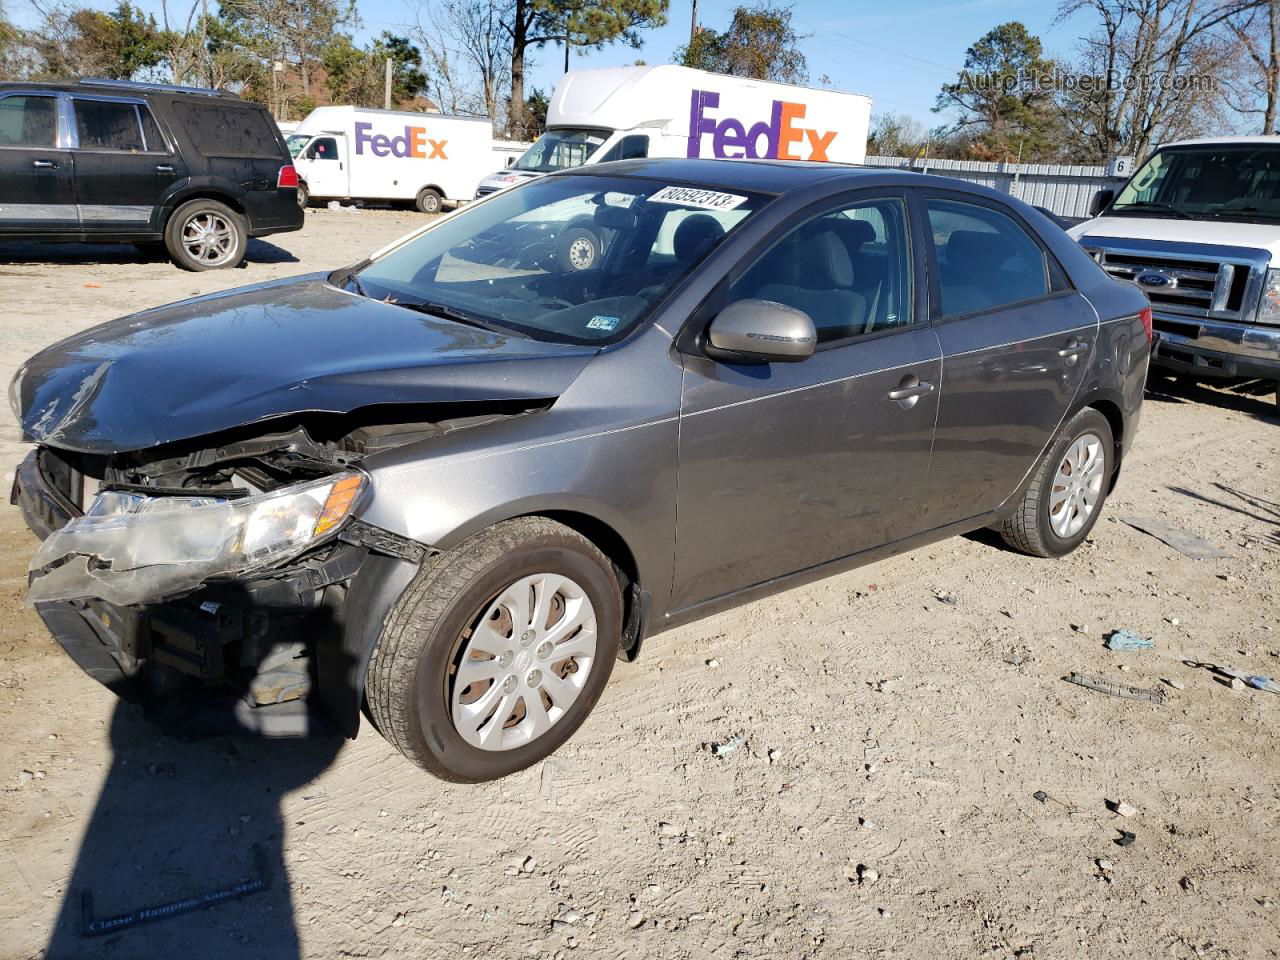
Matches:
[289,106,494,212]
[475,64,871,197]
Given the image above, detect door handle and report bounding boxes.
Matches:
[1058,338,1090,361]
[155,164,175,173]
[32,160,57,169]
[887,375,935,407]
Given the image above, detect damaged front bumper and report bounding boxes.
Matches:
[11,449,423,737]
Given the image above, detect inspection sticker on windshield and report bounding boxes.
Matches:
[648,186,747,211]
[586,315,620,331]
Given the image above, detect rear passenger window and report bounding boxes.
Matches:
[175,102,281,158]
[927,199,1049,316]
[74,100,150,151]
[0,95,56,147]
[726,196,914,343]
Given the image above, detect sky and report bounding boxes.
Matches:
[11,0,1095,127]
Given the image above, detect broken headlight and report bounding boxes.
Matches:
[26,472,366,607]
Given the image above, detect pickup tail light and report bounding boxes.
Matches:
[1138,306,1153,342]
[277,164,299,189]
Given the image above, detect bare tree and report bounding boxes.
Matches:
[158,0,202,84]
[1056,0,1267,160]
[412,0,512,119]
[1224,0,1279,131]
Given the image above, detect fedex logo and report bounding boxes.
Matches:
[354,121,448,159]
[687,89,837,162]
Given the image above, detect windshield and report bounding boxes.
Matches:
[286,133,310,158]
[1111,146,1280,222]
[352,175,768,344]
[513,128,609,173]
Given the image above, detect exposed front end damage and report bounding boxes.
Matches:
[10,403,544,737]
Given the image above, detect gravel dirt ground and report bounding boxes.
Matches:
[0,210,1277,960]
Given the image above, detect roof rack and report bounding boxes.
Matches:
[78,77,230,98]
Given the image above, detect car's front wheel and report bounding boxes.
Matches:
[365,517,621,782]
[999,407,1114,558]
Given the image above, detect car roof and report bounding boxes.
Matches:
[0,78,237,99]
[559,156,1011,200]
[1161,135,1280,148]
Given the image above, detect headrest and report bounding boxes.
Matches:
[797,227,854,288]
[824,216,876,251]
[673,214,725,261]
[943,229,1015,279]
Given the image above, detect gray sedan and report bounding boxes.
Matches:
[10,160,1151,782]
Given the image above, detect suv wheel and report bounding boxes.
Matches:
[999,407,1113,558]
[165,199,247,271]
[366,518,621,782]
[415,188,443,214]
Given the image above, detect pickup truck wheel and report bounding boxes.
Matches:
[365,518,621,782]
[296,181,310,208]
[999,408,1113,558]
[165,199,247,271]
[415,188,443,214]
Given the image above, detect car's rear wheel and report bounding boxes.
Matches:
[365,518,621,782]
[415,187,443,214]
[165,199,247,271]
[999,407,1113,558]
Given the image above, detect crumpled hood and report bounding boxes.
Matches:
[10,273,599,454]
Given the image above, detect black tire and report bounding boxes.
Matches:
[365,517,622,782]
[557,226,599,271]
[999,407,1114,558]
[164,198,247,271]
[296,181,310,208]
[415,188,443,214]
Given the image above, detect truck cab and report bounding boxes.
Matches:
[1069,137,1280,405]
[474,64,872,199]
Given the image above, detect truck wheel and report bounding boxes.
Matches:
[365,517,621,783]
[999,408,1113,558]
[296,181,310,208]
[415,188,443,214]
[557,227,599,271]
[165,199,247,271]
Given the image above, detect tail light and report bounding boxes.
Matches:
[1138,306,1153,342]
[277,164,299,189]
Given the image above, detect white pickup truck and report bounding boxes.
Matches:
[1069,137,1280,407]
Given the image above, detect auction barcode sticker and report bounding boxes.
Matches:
[648,186,747,211]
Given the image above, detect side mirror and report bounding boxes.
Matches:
[705,299,816,364]
[1089,189,1114,218]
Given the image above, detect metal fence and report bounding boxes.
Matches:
[863,155,1130,220]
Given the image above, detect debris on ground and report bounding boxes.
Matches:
[1115,831,1137,847]
[1033,791,1048,804]
[80,845,270,936]
[934,590,957,606]
[857,864,879,885]
[1105,629,1155,651]
[1222,670,1280,695]
[1064,671,1168,705]
[708,731,747,757]
[1229,677,1247,691]
[1120,516,1230,560]
[1163,678,1186,690]
[1107,799,1139,818]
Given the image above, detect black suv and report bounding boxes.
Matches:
[0,78,303,270]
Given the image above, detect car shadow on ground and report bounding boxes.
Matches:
[1144,374,1279,422]
[0,238,298,268]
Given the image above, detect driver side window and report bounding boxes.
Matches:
[726,196,914,344]
[307,137,338,160]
